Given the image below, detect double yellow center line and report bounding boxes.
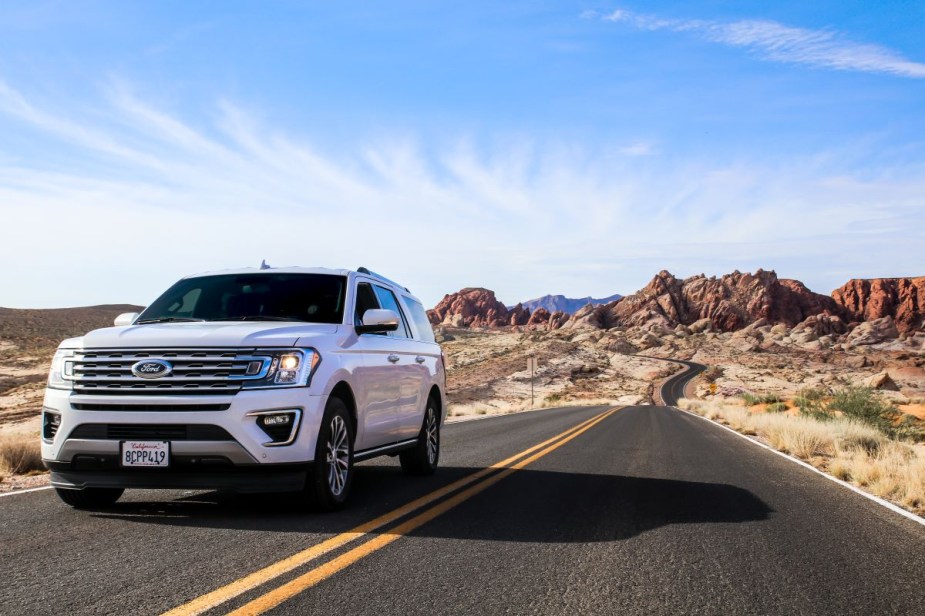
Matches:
[164,406,620,616]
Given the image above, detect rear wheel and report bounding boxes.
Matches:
[400,398,440,476]
[307,397,354,511]
[55,487,124,509]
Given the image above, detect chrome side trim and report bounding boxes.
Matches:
[353,439,417,462]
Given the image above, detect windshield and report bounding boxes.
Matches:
[138,273,347,324]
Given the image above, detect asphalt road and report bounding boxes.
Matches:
[659,359,707,406]
[2,374,924,615]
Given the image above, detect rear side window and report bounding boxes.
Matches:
[403,297,436,343]
[372,285,411,338]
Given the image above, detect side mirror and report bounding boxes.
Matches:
[356,309,400,334]
[114,312,140,326]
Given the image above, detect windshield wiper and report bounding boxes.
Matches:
[217,316,307,322]
[135,317,206,324]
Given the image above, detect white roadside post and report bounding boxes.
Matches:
[527,357,538,408]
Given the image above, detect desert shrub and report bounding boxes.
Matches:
[828,386,900,434]
[545,393,562,404]
[702,366,724,383]
[766,402,788,413]
[742,393,761,406]
[893,415,925,443]
[0,435,44,476]
[796,387,830,420]
[760,394,783,404]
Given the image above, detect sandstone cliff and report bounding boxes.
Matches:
[832,277,925,335]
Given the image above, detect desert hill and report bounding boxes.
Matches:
[0,304,144,352]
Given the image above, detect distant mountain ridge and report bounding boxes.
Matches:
[514,293,623,315]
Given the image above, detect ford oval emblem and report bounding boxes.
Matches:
[131,359,173,379]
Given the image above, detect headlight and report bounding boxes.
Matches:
[240,349,321,389]
[48,349,75,390]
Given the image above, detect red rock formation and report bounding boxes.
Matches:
[526,307,551,328]
[578,269,841,332]
[547,311,570,330]
[427,288,519,328]
[832,277,925,334]
[508,303,531,326]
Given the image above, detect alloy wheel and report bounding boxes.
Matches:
[425,407,438,465]
[326,415,350,496]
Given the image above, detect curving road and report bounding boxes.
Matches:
[659,359,707,406]
[1,377,923,615]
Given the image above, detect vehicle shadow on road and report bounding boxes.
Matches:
[88,464,772,541]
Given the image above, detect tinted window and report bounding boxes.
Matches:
[404,297,436,343]
[139,274,346,324]
[373,285,411,338]
[354,283,380,327]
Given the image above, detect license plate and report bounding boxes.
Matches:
[121,441,170,467]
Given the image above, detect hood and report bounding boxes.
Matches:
[79,321,339,349]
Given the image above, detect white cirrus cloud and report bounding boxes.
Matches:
[599,9,925,78]
[0,78,923,307]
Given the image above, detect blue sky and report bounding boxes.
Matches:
[1,1,923,308]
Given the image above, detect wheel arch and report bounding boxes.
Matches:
[428,385,444,421]
[328,381,358,436]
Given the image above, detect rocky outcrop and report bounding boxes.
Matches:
[832,277,925,334]
[845,316,900,346]
[862,371,899,391]
[571,269,841,333]
[791,314,849,338]
[508,303,530,327]
[428,288,514,328]
[526,308,551,328]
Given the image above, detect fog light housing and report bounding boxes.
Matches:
[43,409,61,442]
[248,410,301,446]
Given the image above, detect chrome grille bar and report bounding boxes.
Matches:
[68,348,272,396]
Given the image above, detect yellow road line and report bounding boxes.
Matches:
[162,407,617,616]
[227,406,620,616]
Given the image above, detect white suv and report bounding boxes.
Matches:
[41,266,446,510]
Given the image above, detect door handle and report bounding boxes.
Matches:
[415,356,426,364]
[387,354,400,363]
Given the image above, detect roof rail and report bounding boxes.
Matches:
[357,267,410,292]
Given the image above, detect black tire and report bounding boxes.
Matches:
[400,397,440,476]
[55,487,124,509]
[306,397,354,511]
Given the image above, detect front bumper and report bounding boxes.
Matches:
[47,463,310,493]
[41,387,326,492]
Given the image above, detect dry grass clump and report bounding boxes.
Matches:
[0,434,45,478]
[680,399,925,515]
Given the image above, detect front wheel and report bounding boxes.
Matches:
[55,487,124,509]
[400,398,440,476]
[306,397,354,511]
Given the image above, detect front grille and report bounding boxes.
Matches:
[69,348,269,396]
[68,424,234,441]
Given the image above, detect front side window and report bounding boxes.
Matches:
[354,282,380,327]
[373,285,411,338]
[138,274,347,324]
